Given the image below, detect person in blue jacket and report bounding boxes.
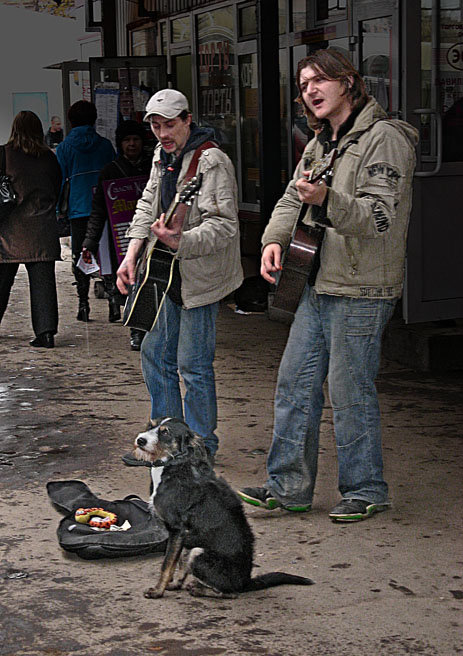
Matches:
[56,101,115,321]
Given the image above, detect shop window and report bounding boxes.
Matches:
[360,17,392,114]
[171,16,191,43]
[279,0,287,34]
[239,53,259,204]
[424,0,463,161]
[197,7,237,166]
[160,21,167,55]
[316,0,347,22]
[173,54,193,109]
[279,49,289,190]
[292,45,312,167]
[292,0,307,32]
[130,27,156,56]
[239,4,257,38]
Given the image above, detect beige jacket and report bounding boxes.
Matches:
[262,98,419,299]
[127,143,243,309]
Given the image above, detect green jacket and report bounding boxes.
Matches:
[263,98,419,299]
[127,143,243,309]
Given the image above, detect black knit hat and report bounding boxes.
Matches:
[115,120,146,151]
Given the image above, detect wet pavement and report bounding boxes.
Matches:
[0,248,462,655]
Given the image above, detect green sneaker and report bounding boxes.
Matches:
[237,487,311,513]
[329,498,389,522]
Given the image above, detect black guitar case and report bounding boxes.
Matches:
[47,480,168,560]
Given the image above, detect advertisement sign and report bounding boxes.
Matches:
[102,175,149,266]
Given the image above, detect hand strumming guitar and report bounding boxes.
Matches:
[116,238,144,295]
[150,211,184,250]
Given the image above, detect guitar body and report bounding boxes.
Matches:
[272,223,324,314]
[122,175,203,331]
[122,246,173,332]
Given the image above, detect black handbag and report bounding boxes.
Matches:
[0,145,17,220]
[56,177,71,237]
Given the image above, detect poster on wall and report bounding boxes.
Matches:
[94,84,119,149]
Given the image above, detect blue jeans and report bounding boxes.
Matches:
[266,287,396,506]
[140,296,220,455]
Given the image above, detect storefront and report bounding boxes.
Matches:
[57,0,463,322]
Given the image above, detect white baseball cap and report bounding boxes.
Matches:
[143,89,189,121]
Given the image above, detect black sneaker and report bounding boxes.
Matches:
[237,486,311,512]
[329,498,389,522]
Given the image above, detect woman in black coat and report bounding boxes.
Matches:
[82,120,151,350]
[0,111,62,348]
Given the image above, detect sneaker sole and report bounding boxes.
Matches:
[237,491,311,513]
[329,503,389,522]
[237,490,280,510]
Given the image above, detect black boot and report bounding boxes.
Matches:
[30,332,54,348]
[130,329,145,351]
[73,265,91,322]
[104,275,121,323]
[77,300,90,322]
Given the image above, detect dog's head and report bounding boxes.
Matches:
[133,417,208,465]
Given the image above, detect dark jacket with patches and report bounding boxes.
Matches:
[262,98,419,299]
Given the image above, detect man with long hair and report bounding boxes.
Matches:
[238,49,418,522]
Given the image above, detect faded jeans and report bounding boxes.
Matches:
[266,286,396,506]
[140,296,220,455]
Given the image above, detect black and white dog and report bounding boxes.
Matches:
[133,417,314,598]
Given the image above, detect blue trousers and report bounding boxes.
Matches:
[266,286,396,506]
[141,296,220,455]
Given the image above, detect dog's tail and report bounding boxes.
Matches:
[244,572,314,591]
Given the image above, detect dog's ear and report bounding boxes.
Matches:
[177,426,194,454]
[149,417,165,429]
[189,430,208,461]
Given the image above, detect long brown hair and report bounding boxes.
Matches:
[7,111,50,157]
[296,49,368,131]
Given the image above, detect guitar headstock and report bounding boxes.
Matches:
[307,150,338,183]
[179,173,203,205]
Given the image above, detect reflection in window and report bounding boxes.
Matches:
[292,46,312,167]
[130,27,156,56]
[438,4,463,161]
[361,17,392,113]
[172,16,191,43]
[239,5,256,38]
[280,49,289,191]
[239,53,259,204]
[292,0,307,32]
[316,0,347,22]
[197,8,237,166]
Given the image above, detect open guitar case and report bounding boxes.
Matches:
[47,479,168,560]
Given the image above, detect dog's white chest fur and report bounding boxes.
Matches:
[149,465,164,512]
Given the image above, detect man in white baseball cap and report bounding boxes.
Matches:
[143,88,189,121]
[117,88,243,463]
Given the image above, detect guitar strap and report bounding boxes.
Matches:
[183,140,218,184]
[151,140,219,313]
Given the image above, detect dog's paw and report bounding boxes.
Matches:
[166,581,183,591]
[144,587,164,599]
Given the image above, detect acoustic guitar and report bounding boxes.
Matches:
[272,150,337,315]
[122,175,203,332]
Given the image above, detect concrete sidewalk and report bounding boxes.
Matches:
[0,255,462,656]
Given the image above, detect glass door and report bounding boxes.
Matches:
[403,0,463,322]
